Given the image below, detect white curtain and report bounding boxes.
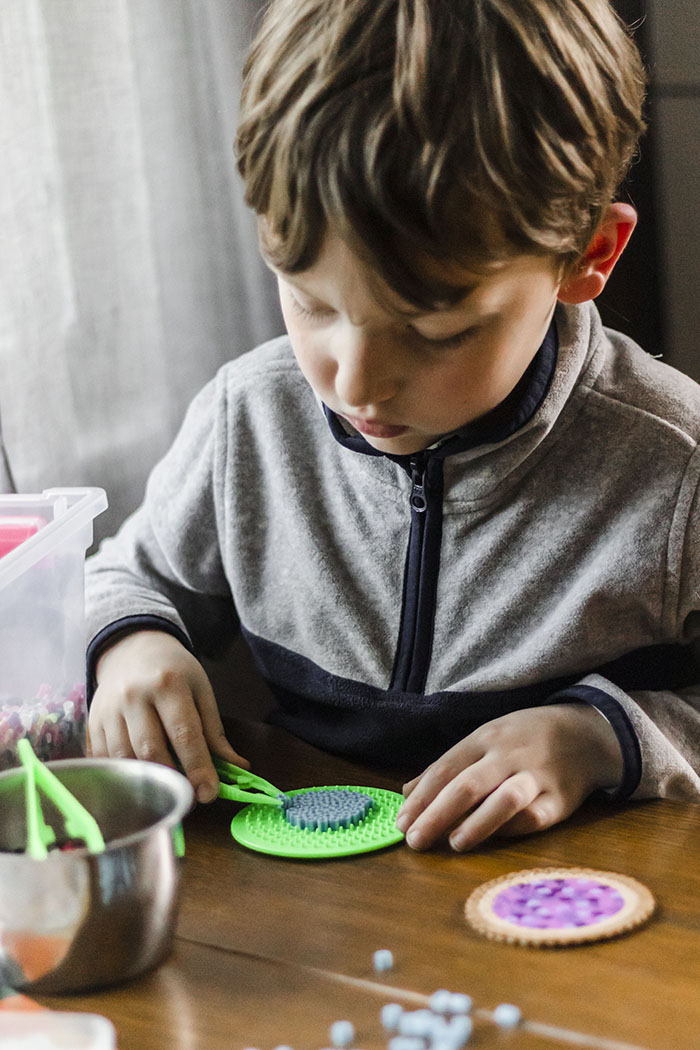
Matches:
[0,0,282,542]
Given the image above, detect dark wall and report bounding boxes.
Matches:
[597,2,663,355]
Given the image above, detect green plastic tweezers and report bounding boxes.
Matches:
[18,739,106,859]
[212,756,285,807]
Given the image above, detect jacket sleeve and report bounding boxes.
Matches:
[551,453,700,802]
[551,673,700,801]
[85,368,239,676]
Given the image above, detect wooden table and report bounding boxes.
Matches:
[38,715,700,1050]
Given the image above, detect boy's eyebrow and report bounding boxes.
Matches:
[283,270,478,317]
[392,288,477,316]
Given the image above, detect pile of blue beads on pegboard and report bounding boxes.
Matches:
[229,784,405,858]
[282,789,374,831]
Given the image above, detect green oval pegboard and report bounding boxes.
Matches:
[229,785,405,858]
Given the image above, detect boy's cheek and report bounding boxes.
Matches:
[290,340,334,398]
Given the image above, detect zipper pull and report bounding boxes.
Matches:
[409,460,428,513]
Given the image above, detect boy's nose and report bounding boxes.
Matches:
[333,328,401,409]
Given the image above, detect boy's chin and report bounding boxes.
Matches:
[361,431,438,456]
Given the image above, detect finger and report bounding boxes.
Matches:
[102,713,138,761]
[401,767,431,798]
[402,757,502,850]
[193,679,249,769]
[448,770,540,852]
[397,768,458,836]
[396,744,486,835]
[496,791,570,839]
[124,703,178,770]
[155,690,221,804]
[87,717,107,758]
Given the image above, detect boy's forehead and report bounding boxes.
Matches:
[276,234,557,319]
[284,268,477,315]
[277,234,501,316]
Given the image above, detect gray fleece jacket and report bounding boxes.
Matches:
[85,301,700,799]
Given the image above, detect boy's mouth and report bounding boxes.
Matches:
[344,416,409,439]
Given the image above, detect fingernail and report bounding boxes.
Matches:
[197,783,217,804]
[406,830,424,850]
[449,835,465,852]
[395,814,408,832]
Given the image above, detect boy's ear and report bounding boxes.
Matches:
[557,202,637,305]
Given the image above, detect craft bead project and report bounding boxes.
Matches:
[230,784,404,858]
[265,984,511,1050]
[465,867,655,946]
[282,789,374,831]
[393,1010,473,1048]
[213,758,404,859]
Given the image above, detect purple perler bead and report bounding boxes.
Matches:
[492,877,625,929]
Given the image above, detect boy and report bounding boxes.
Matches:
[85,0,700,853]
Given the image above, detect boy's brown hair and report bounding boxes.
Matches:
[236,0,646,307]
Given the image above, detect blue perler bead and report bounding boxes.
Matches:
[447,993,472,1015]
[373,948,394,972]
[429,989,453,1014]
[445,1015,473,1045]
[329,1019,355,1047]
[380,1003,404,1031]
[493,1003,522,1028]
[397,1009,435,1038]
[432,1037,470,1050]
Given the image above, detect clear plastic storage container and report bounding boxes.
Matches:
[0,1011,116,1049]
[0,489,107,771]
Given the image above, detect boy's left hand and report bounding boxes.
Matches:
[395,703,623,852]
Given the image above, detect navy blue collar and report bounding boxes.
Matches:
[323,317,558,465]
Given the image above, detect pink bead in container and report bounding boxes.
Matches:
[0,489,107,772]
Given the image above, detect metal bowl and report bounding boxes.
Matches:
[0,757,193,994]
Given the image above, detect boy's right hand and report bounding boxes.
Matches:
[88,630,248,803]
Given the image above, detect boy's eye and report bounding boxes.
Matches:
[288,293,333,322]
[417,326,477,350]
[287,288,476,348]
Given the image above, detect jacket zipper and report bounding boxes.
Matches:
[409,459,428,513]
[389,453,444,692]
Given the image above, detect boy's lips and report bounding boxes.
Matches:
[343,415,409,438]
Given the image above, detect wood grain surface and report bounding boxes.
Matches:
[37,715,700,1050]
